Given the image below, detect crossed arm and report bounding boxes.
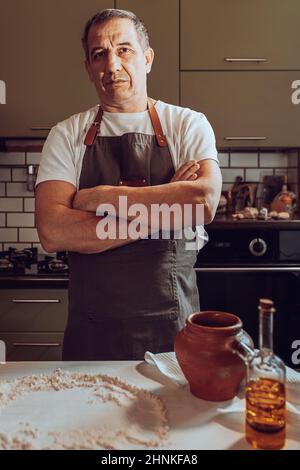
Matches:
[35,159,221,254]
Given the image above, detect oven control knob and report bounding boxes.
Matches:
[249,238,267,257]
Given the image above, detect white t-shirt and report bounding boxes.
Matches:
[36,100,218,189]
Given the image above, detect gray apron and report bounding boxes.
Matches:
[63,99,200,360]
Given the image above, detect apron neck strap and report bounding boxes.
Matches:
[147,98,168,147]
[84,98,167,147]
[84,106,103,146]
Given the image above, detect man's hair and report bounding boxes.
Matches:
[82,9,150,61]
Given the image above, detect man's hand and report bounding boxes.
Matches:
[170,160,200,182]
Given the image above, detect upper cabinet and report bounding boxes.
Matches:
[181,0,300,70]
[116,0,179,104]
[0,0,113,137]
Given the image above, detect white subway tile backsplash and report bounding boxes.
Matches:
[230,152,258,167]
[0,152,25,165]
[0,168,11,181]
[12,168,27,182]
[4,243,32,251]
[0,228,18,242]
[7,182,33,197]
[0,198,23,212]
[19,228,40,242]
[221,168,244,182]
[260,152,288,168]
[26,153,41,164]
[24,198,35,212]
[246,169,273,183]
[7,213,35,227]
[218,153,229,167]
[0,148,298,255]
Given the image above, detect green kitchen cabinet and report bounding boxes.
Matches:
[181,0,300,70]
[0,333,64,361]
[181,71,300,148]
[0,0,113,137]
[0,288,68,361]
[0,289,68,332]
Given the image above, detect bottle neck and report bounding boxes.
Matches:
[259,307,274,352]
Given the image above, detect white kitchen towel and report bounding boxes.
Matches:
[144,351,186,386]
[144,351,300,385]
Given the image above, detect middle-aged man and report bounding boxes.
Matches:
[35,9,222,360]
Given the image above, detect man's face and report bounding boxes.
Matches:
[85,18,154,111]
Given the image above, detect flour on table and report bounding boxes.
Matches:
[0,369,169,450]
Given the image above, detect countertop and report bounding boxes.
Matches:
[0,361,299,450]
[209,214,300,230]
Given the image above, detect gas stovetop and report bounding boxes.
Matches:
[0,247,69,277]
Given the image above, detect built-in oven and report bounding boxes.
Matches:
[195,228,300,368]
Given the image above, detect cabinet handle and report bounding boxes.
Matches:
[12,299,61,303]
[13,342,61,347]
[224,58,267,63]
[30,127,52,131]
[224,136,266,141]
[195,267,300,272]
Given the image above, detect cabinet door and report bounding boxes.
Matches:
[0,333,63,361]
[0,0,113,137]
[181,71,300,148]
[181,0,300,70]
[116,0,179,104]
[0,289,68,332]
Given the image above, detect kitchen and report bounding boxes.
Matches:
[0,0,300,455]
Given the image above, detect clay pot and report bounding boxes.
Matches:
[174,311,253,401]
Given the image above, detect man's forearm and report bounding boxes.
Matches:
[73,180,211,226]
[36,205,154,254]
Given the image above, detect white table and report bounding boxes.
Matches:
[0,361,299,450]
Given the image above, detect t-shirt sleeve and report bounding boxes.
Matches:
[180,111,218,165]
[35,123,77,189]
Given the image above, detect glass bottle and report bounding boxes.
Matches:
[245,299,286,450]
[270,175,297,215]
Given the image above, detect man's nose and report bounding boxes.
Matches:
[106,52,121,73]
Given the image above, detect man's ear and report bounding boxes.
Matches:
[85,60,94,83]
[145,48,154,74]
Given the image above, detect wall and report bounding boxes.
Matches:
[0,149,299,254]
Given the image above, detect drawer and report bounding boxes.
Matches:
[0,289,68,332]
[0,333,63,361]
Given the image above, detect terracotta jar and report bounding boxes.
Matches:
[174,311,253,401]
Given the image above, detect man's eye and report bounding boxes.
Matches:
[119,47,131,55]
[93,51,105,60]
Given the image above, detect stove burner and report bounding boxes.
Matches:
[0,247,38,274]
[37,252,69,275]
[0,248,68,276]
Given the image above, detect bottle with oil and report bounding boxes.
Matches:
[245,298,286,450]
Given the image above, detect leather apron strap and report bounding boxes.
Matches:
[84,98,167,147]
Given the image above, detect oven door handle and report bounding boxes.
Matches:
[194,267,300,272]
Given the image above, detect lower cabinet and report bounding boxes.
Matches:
[0,333,64,361]
[0,288,68,361]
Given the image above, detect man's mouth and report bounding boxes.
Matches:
[105,79,127,86]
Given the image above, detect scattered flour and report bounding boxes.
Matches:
[0,369,169,450]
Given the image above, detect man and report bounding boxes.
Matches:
[35,9,222,360]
